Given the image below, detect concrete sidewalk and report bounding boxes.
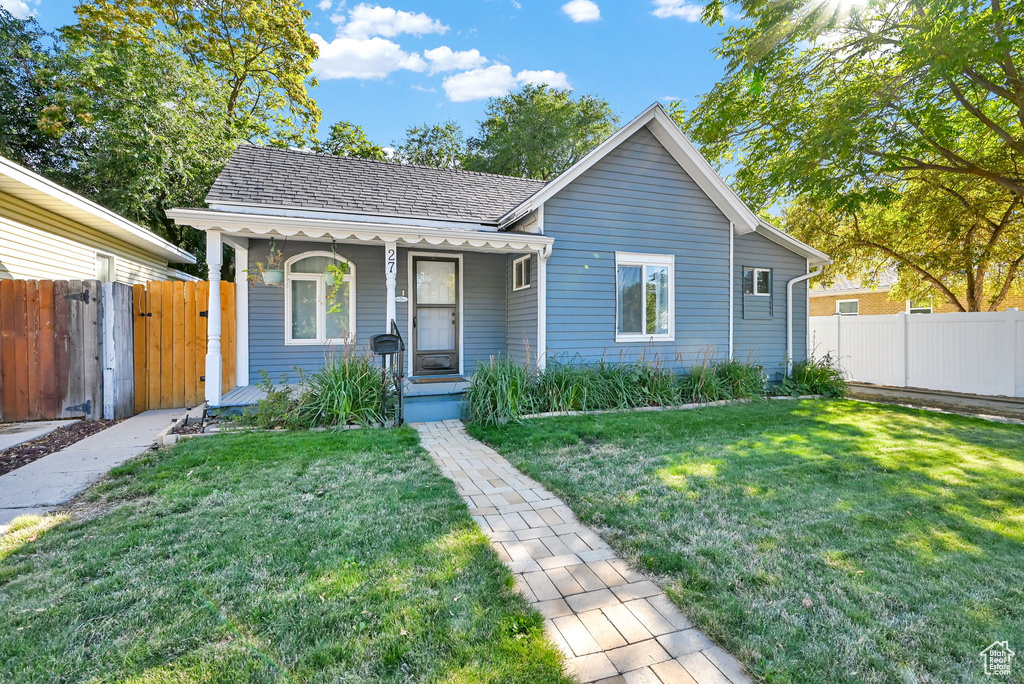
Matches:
[0,409,184,525]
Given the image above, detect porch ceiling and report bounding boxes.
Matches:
[166,207,553,254]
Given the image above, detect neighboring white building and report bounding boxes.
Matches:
[0,155,196,284]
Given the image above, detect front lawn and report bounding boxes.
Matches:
[0,429,569,683]
[470,400,1024,684]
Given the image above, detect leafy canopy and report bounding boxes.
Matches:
[466,84,619,180]
[316,120,386,160]
[391,120,466,169]
[682,0,1024,308]
[69,0,321,146]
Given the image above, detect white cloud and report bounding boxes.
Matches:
[335,3,447,39]
[411,84,437,92]
[1,0,34,18]
[312,34,427,79]
[424,46,488,74]
[317,0,332,10]
[443,65,519,102]
[661,95,681,102]
[516,69,571,89]
[442,64,571,102]
[651,0,703,21]
[562,0,600,22]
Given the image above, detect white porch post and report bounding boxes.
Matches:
[384,240,397,329]
[229,236,249,387]
[536,245,550,370]
[205,229,223,406]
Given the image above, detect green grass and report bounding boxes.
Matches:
[469,400,1024,684]
[0,429,570,683]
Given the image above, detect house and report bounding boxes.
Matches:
[167,103,830,420]
[810,268,1024,316]
[0,155,196,283]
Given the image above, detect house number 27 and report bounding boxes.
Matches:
[386,248,396,273]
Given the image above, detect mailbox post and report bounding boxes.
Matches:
[370,331,405,425]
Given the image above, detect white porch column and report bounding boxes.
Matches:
[205,229,223,406]
[536,245,550,370]
[228,236,249,387]
[384,241,397,329]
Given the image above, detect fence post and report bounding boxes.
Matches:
[1008,308,1020,398]
[103,283,114,420]
[896,312,908,388]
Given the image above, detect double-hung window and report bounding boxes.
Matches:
[615,252,674,342]
[512,255,532,291]
[285,252,356,345]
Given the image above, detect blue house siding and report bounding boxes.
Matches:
[542,126,731,369]
[733,231,809,379]
[506,254,537,366]
[247,240,507,382]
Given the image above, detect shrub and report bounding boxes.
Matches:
[678,361,730,403]
[301,352,387,426]
[714,359,766,399]
[465,357,535,426]
[780,353,848,398]
[535,359,589,412]
[236,371,304,429]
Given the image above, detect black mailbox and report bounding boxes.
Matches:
[370,333,402,355]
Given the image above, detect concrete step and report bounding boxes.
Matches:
[404,392,465,422]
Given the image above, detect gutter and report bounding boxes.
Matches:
[787,266,823,375]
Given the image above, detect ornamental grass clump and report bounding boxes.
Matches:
[780,352,848,398]
[301,352,387,427]
[464,356,535,426]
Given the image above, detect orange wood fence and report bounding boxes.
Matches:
[132,281,235,412]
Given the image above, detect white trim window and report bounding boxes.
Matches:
[743,267,771,296]
[284,251,356,345]
[615,252,675,342]
[836,299,859,316]
[907,299,933,314]
[512,254,532,291]
[95,251,115,283]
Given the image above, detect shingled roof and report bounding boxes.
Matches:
[205,144,546,225]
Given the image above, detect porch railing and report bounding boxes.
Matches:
[386,319,405,425]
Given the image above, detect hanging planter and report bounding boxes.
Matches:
[325,243,349,288]
[246,240,286,287]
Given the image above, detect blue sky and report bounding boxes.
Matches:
[16,0,734,148]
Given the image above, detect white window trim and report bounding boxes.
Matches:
[284,250,356,346]
[95,250,116,283]
[746,267,771,296]
[512,254,532,291]
[614,251,675,343]
[906,299,933,314]
[836,299,859,316]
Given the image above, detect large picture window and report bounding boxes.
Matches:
[615,252,674,342]
[284,252,356,345]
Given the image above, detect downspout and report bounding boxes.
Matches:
[786,266,822,376]
[728,222,734,359]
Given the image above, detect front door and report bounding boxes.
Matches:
[413,256,459,375]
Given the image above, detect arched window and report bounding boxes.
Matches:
[284,251,356,344]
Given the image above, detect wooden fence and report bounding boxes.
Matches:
[0,279,128,421]
[810,309,1024,397]
[132,280,235,412]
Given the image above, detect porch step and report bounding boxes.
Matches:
[404,392,465,422]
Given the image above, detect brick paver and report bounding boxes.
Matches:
[414,420,752,684]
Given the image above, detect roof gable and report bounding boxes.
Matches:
[206,145,545,225]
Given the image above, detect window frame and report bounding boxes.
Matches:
[95,251,115,284]
[743,267,772,296]
[614,251,675,343]
[283,251,356,346]
[836,299,859,316]
[512,254,532,291]
[906,299,933,314]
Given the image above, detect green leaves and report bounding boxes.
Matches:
[316,121,386,161]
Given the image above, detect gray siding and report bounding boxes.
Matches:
[542,126,731,369]
[247,240,507,382]
[733,231,809,379]
[506,254,537,365]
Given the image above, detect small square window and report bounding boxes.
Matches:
[836,300,859,315]
[512,255,532,291]
[908,299,932,314]
[743,267,771,295]
[96,253,114,283]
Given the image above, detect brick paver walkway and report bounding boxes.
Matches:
[414,420,752,684]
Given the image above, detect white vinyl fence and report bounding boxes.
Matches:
[810,309,1024,398]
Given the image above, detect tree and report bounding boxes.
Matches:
[0,10,71,173]
[465,84,618,180]
[785,174,1024,312]
[69,0,321,146]
[316,120,386,160]
[391,121,466,168]
[679,0,1024,309]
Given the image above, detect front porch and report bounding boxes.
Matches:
[168,208,553,414]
